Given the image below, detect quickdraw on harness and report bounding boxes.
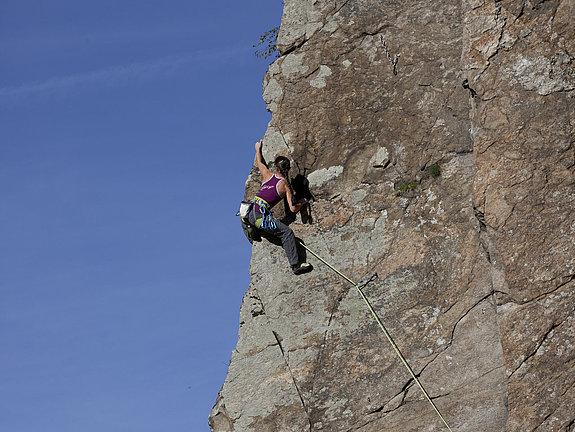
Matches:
[253,196,276,231]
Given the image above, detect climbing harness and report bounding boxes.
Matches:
[236,197,276,230]
[298,241,455,432]
[236,196,278,243]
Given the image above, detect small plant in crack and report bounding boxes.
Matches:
[394,180,420,196]
[428,163,441,178]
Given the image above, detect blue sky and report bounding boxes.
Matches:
[0,1,283,430]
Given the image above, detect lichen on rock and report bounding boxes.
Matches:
[209,0,575,431]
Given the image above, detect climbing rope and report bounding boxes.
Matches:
[298,241,455,432]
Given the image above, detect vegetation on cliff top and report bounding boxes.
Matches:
[254,27,279,59]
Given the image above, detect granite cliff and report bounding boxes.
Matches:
[210,0,574,431]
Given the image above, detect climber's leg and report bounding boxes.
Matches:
[248,210,312,273]
[272,219,299,267]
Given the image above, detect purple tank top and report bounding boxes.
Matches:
[255,175,283,211]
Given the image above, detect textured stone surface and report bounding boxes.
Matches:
[210,0,574,431]
[463,1,575,430]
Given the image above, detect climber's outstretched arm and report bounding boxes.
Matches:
[255,139,273,181]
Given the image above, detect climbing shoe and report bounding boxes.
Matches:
[292,262,313,275]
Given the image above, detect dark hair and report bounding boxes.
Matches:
[274,156,296,205]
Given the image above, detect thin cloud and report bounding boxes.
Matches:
[0,45,249,104]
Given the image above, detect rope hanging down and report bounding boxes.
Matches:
[298,241,455,432]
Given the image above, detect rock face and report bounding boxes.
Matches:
[210,1,574,431]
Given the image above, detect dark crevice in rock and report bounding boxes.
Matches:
[507,317,566,379]
[532,382,575,431]
[449,293,495,347]
[326,289,348,328]
[368,375,418,418]
[475,139,497,154]
[350,402,407,432]
[402,341,504,403]
[368,353,456,420]
[281,38,309,57]
[369,365,506,429]
[500,203,516,228]
[280,0,351,58]
[442,296,460,315]
[348,390,431,432]
[271,330,313,431]
[309,283,350,404]
[379,35,400,75]
[531,274,575,302]
[396,377,416,407]
[366,404,385,415]
[360,26,390,37]
[474,207,491,262]
[533,411,557,431]
[513,274,575,306]
[304,66,321,79]
[457,364,506,391]
[462,79,478,98]
[514,0,526,22]
[473,207,487,228]
[329,0,352,20]
[254,286,313,431]
[474,202,513,305]
[494,289,511,299]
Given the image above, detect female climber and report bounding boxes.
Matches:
[247,139,313,275]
